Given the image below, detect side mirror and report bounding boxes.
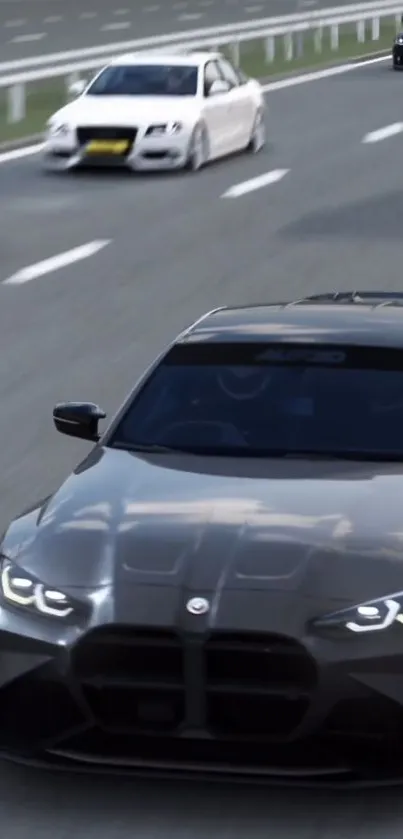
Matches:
[68,79,86,99]
[53,402,106,442]
[208,79,231,96]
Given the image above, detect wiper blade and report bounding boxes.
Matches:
[112,441,193,454]
[111,442,403,461]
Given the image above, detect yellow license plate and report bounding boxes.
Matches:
[86,139,130,154]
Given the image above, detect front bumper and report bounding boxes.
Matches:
[2,615,403,786]
[43,127,191,172]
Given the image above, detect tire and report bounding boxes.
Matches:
[184,123,208,172]
[246,109,266,154]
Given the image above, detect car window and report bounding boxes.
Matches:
[86,64,198,97]
[109,342,403,459]
[203,60,223,96]
[217,58,240,88]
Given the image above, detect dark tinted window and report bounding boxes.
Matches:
[87,64,198,97]
[110,343,403,459]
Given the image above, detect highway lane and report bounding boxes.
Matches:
[0,0,369,60]
[3,56,403,837]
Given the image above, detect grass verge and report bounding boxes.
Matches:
[0,18,398,144]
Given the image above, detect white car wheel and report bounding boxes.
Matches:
[247,109,266,153]
[185,124,208,172]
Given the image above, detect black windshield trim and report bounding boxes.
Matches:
[169,342,403,370]
[110,442,403,462]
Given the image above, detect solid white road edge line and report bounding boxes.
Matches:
[362,122,403,143]
[0,54,390,168]
[222,168,289,198]
[0,142,44,165]
[3,240,111,286]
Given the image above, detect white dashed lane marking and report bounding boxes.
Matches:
[245,5,264,12]
[362,123,403,144]
[10,32,45,43]
[101,21,131,31]
[222,169,290,198]
[177,12,203,19]
[3,241,111,286]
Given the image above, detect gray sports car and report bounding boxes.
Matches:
[1,290,403,786]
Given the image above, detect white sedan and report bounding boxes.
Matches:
[43,51,266,173]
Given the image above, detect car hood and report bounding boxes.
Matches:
[4,447,403,621]
[56,95,197,127]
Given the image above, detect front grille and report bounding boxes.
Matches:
[76,125,137,148]
[73,629,316,741]
[205,633,316,738]
[73,628,185,734]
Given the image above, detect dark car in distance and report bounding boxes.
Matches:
[393,30,403,68]
[4,289,403,785]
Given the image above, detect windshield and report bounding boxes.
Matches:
[87,64,199,97]
[110,342,403,459]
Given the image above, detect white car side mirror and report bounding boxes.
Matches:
[208,79,231,96]
[68,79,86,99]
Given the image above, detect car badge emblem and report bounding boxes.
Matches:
[186,597,210,615]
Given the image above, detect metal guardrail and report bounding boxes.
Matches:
[0,1,400,126]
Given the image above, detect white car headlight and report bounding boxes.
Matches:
[313,595,403,634]
[1,559,73,618]
[47,122,71,137]
[145,121,183,137]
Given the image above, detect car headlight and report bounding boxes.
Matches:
[145,122,183,137]
[313,595,403,634]
[47,122,71,137]
[0,559,73,618]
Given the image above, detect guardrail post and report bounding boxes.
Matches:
[264,35,275,61]
[371,16,380,38]
[229,39,240,66]
[8,82,25,123]
[314,26,323,53]
[284,32,293,60]
[67,70,80,87]
[296,30,304,57]
[356,19,366,41]
[330,23,339,49]
[66,70,79,100]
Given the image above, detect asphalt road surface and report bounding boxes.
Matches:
[2,53,403,837]
[0,0,367,59]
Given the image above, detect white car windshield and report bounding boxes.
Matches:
[86,64,199,97]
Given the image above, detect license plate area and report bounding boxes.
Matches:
[86,139,130,155]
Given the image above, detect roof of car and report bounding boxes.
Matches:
[181,292,403,348]
[109,51,219,67]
